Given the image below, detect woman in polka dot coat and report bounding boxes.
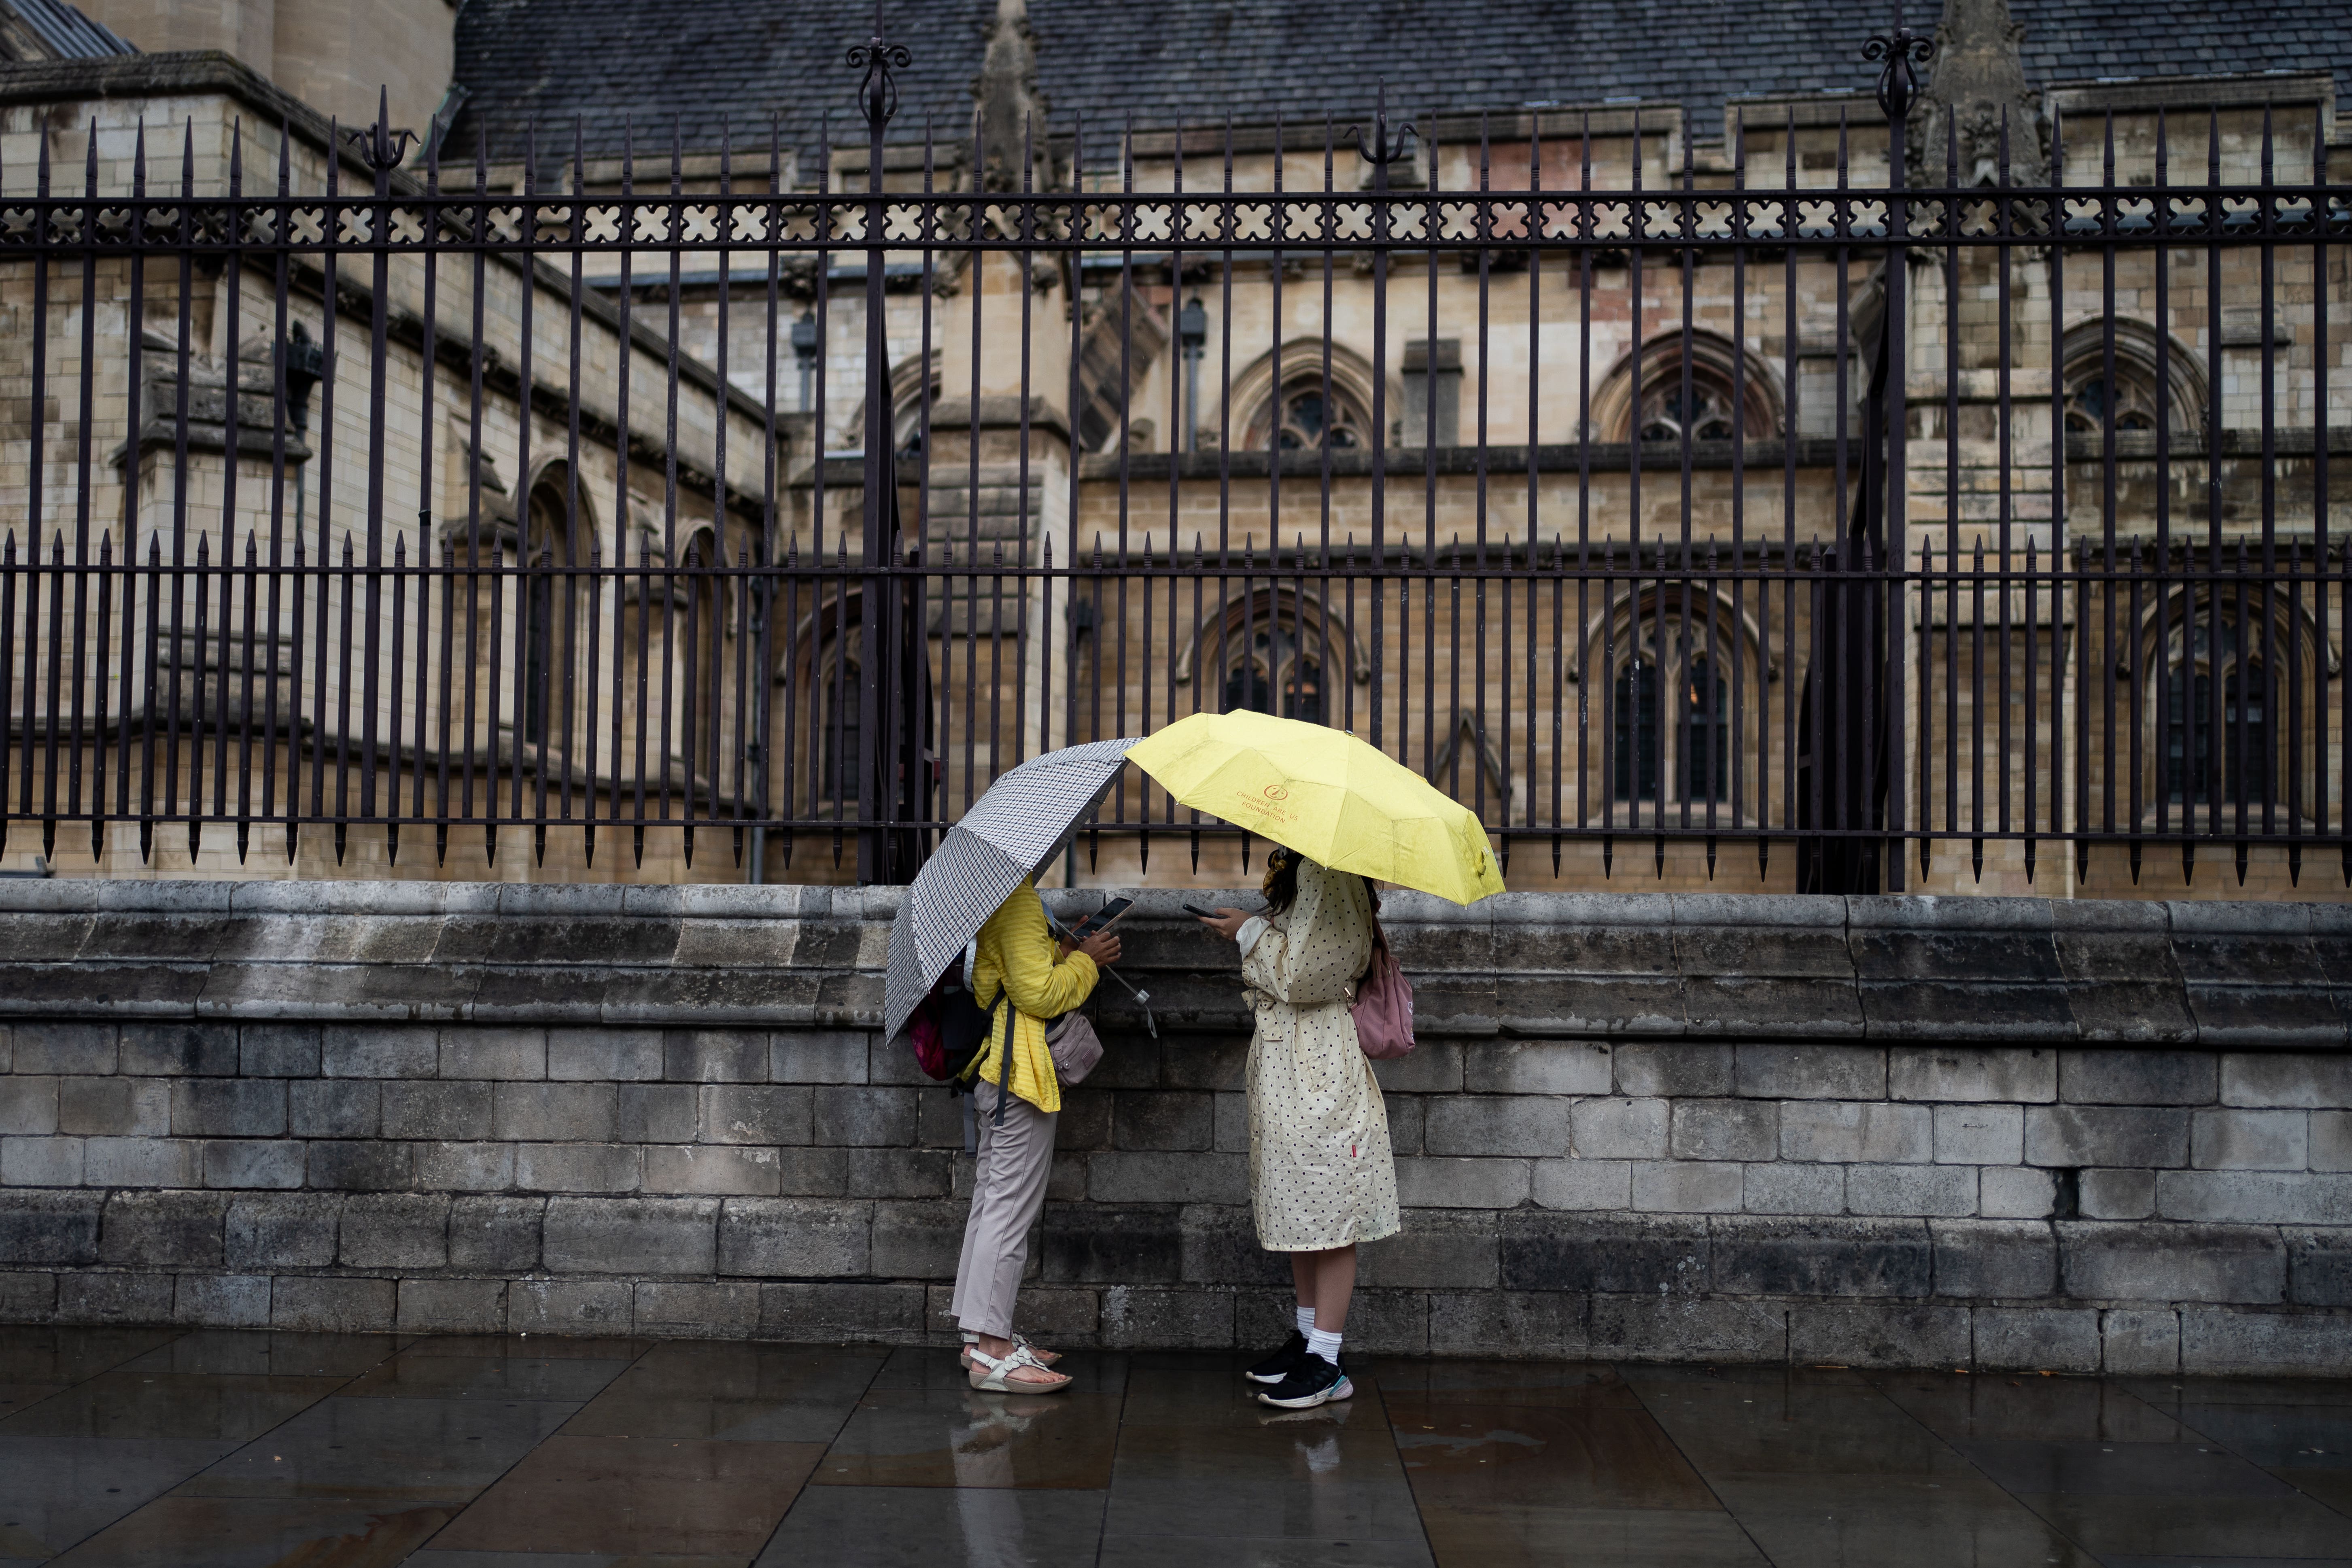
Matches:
[1200,848,1401,1403]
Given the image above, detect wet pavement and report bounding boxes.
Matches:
[0,1326,2347,1566]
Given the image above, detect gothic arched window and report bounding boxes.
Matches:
[2163,615,2272,809]
[1596,333,1780,443]
[1250,376,1370,452]
[2060,319,2205,440]
[1223,623,1325,725]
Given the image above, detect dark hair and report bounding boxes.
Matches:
[1264,847,1301,915]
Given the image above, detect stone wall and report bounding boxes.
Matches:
[0,881,2345,1372]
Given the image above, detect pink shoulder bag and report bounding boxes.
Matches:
[1351,919,1416,1060]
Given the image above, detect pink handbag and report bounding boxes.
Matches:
[1351,920,1416,1059]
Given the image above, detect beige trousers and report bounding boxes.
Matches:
[950,1078,1059,1339]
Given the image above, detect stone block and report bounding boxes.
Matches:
[1670,1099,1777,1162]
[0,1190,98,1264]
[338,1193,449,1269]
[201,1141,306,1190]
[1111,1091,1212,1152]
[1531,1157,1631,1210]
[1889,1047,2058,1104]
[546,1195,720,1276]
[1159,1036,1248,1093]
[1780,1101,1931,1164]
[2191,1108,2310,1171]
[239,1025,321,1078]
[1209,1092,1250,1155]
[515,1142,641,1194]
[306,1141,415,1192]
[270,1277,395,1334]
[548,1028,664,1082]
[1464,1041,1613,1096]
[2156,1171,2352,1226]
[2101,1308,2179,1374]
[98,1191,227,1268]
[1427,1290,1589,1358]
[1047,1090,1110,1154]
[81,1137,202,1188]
[1384,1095,1425,1158]
[666,1030,768,1083]
[1847,1164,1976,1217]
[2286,1230,2352,1307]
[2079,1168,2155,1220]
[1569,1098,1668,1160]
[1789,1304,1971,1368]
[380,1082,493,1142]
[510,1278,633,1335]
[1162,1205,1265,1287]
[2059,1050,2217,1107]
[643,1144,782,1196]
[448,1196,543,1272]
[915,1091,967,1151]
[2063,1221,2286,1303]
[224,1193,341,1270]
[762,1147,849,1196]
[288,1082,379,1140]
[395,1278,507,1335]
[13,1023,118,1076]
[1395,1157,1530,1210]
[1588,1296,1786,1362]
[1930,1218,2055,1299]
[1934,1104,2023,1165]
[618,1084,700,1145]
[55,1273,174,1325]
[863,1199,973,1279]
[1975,1307,2100,1372]
[635,1281,761,1339]
[2318,1112,2352,1173]
[440,1028,547,1082]
[1426,1096,1571,1158]
[717,1197,870,1277]
[1088,1152,1246,1205]
[761,1282,926,1341]
[845,1148,950,1198]
[2179,1307,2352,1376]
[1737,1044,1886,1101]
[1741,1162,1845,1215]
[1632,1161,1743,1214]
[699,1085,813,1146]
[174,1274,270,1328]
[1501,1212,1706,1295]
[1098,1285,1235,1349]
[1357,1210,1499,1289]
[1614,1043,1734,1099]
[1711,1215,1930,1296]
[59,1079,167,1139]
[771,1030,870,1084]
[0,1136,83,1186]
[321,1027,437,1079]
[118,1023,236,1077]
[170,1080,286,1138]
[493,1083,620,1143]
[0,1270,52,1320]
[811,1086,917,1147]
[0,1076,59,1135]
[412,1142,517,1189]
[2219,1053,2352,1111]
[2024,1106,2190,1169]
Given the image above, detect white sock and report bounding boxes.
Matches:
[1294,1306,1315,1337]
[1306,1326,1343,1363]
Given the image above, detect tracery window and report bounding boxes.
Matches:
[1247,376,1371,452]
[1597,333,1780,443]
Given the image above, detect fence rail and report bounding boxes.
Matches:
[0,23,2346,889]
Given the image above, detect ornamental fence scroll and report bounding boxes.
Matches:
[0,22,2346,891]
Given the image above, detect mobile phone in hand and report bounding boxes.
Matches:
[1181,903,1215,918]
[1068,896,1135,938]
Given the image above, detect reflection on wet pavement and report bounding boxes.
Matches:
[0,1326,2345,1565]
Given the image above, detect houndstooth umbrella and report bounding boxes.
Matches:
[881,737,1140,1045]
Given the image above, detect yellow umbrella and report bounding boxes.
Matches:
[1126,710,1506,905]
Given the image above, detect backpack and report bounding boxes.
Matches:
[1351,919,1416,1059]
[910,965,996,1082]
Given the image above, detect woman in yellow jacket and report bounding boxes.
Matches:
[951,879,1119,1392]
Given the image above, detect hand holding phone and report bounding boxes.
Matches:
[1067,895,1134,938]
[1181,903,1214,918]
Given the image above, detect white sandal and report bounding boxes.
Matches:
[967,1343,1072,1393]
[960,1332,1059,1370]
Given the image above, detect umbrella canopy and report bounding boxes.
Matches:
[880,737,1140,1044]
[1125,710,1505,905]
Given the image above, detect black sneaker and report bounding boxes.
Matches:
[1245,1330,1308,1385]
[1255,1352,1353,1409]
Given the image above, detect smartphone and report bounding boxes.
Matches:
[1067,896,1134,938]
[1181,903,1215,918]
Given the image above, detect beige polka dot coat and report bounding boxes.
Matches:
[1241,857,1403,1252]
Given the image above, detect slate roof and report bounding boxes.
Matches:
[0,0,136,61]
[445,0,2351,172]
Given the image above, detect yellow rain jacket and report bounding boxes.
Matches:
[968,881,1100,1115]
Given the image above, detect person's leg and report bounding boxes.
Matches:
[1309,1244,1357,1334]
[959,1081,1064,1385]
[1290,1251,1317,1322]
